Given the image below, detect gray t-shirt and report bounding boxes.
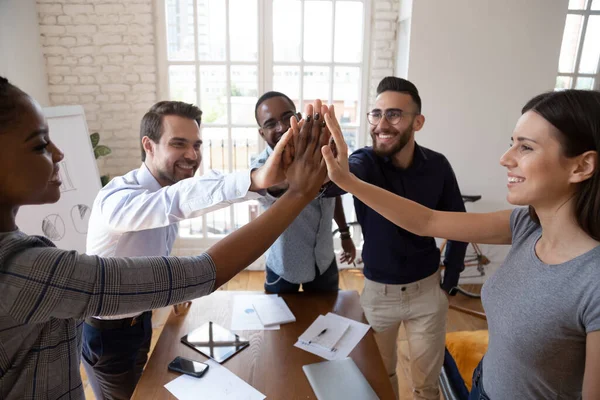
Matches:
[482,207,600,399]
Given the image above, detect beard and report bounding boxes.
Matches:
[371,125,413,158]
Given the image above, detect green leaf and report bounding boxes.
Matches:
[90,132,100,148]
[94,145,112,158]
[100,175,110,187]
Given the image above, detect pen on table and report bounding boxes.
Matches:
[308,328,328,345]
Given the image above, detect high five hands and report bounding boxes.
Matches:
[282,99,331,198]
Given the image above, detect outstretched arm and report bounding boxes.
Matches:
[0,102,330,323]
[321,107,512,245]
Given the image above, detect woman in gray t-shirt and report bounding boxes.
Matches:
[322,89,600,399]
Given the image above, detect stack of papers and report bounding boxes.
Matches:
[298,315,350,352]
[295,313,371,361]
[230,294,281,331]
[165,359,265,400]
[251,296,296,327]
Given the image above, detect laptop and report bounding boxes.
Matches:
[302,357,380,400]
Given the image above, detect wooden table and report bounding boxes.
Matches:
[133,290,395,399]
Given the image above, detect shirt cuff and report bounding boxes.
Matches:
[224,169,265,200]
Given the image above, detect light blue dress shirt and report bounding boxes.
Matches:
[86,163,260,318]
[251,146,335,284]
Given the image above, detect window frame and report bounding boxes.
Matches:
[155,0,371,245]
[556,1,600,90]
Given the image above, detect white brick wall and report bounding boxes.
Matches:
[368,0,400,110]
[37,0,157,178]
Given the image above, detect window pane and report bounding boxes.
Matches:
[555,76,573,90]
[178,218,204,237]
[230,66,258,125]
[197,0,226,61]
[199,65,227,123]
[334,2,363,63]
[169,65,197,104]
[592,0,600,9]
[166,0,195,61]
[575,77,595,89]
[273,0,301,61]
[341,128,358,154]
[303,66,331,107]
[233,201,258,229]
[202,128,229,172]
[202,128,231,237]
[229,0,258,61]
[304,1,333,62]
[558,14,584,73]
[231,128,259,171]
[579,16,600,73]
[273,66,301,109]
[333,67,360,124]
[206,208,231,237]
[568,0,588,9]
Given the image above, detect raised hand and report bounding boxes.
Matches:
[286,101,331,199]
[321,105,353,189]
[249,128,293,191]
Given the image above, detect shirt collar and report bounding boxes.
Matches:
[138,162,163,192]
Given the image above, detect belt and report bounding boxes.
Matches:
[84,312,149,330]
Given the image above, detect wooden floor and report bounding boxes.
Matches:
[82,270,487,399]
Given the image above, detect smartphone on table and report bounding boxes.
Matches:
[168,356,209,378]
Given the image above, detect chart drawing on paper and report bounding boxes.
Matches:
[15,106,102,253]
[42,214,65,241]
[71,204,91,234]
[58,160,76,193]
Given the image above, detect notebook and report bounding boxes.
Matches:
[251,296,296,327]
[298,314,350,352]
[302,357,380,400]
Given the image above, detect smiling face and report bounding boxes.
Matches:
[142,114,202,186]
[0,95,65,207]
[256,96,299,149]
[500,111,581,208]
[369,91,423,158]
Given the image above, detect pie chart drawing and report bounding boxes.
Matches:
[42,214,65,241]
[71,204,91,234]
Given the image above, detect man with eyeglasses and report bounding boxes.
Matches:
[323,77,467,399]
[251,91,356,293]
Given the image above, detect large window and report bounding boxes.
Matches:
[555,0,600,90]
[158,0,370,240]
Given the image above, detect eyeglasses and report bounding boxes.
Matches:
[366,109,418,126]
[261,112,299,131]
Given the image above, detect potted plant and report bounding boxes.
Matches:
[90,132,112,186]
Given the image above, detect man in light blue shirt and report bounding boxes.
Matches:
[252,92,356,293]
[83,101,289,399]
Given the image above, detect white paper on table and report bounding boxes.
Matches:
[165,359,266,400]
[231,294,280,331]
[298,315,350,351]
[252,296,296,326]
[294,313,371,360]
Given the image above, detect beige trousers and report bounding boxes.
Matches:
[360,270,448,400]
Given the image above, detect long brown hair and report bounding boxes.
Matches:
[522,90,600,240]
